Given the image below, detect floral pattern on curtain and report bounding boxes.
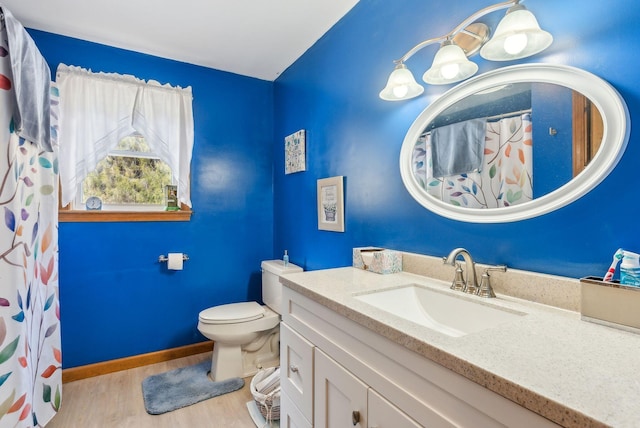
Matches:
[0,37,61,427]
[412,113,533,208]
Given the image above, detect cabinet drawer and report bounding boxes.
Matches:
[281,392,313,428]
[281,322,314,422]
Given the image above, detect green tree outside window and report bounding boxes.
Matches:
[82,135,172,206]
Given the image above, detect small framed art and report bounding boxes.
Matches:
[317,176,344,232]
[285,129,306,174]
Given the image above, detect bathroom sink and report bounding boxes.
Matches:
[354,283,526,337]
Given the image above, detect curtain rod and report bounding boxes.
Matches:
[484,108,532,121]
[419,108,533,138]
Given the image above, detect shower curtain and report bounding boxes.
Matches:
[0,8,61,427]
[413,113,533,208]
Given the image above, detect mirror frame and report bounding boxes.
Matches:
[399,63,630,223]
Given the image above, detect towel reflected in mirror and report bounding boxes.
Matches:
[430,118,486,178]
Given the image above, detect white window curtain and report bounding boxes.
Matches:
[55,64,194,207]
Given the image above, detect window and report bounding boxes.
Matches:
[55,64,194,222]
[79,135,173,211]
[59,133,191,222]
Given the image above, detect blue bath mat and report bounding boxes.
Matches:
[141,360,245,415]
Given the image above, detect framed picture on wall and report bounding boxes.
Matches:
[317,176,344,232]
[285,129,306,174]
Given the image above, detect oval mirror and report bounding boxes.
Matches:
[399,63,630,223]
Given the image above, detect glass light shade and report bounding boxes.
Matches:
[423,43,478,85]
[480,6,553,61]
[379,64,424,101]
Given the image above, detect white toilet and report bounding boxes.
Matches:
[197,260,302,381]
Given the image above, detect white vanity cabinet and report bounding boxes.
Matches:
[280,286,560,428]
[281,323,421,428]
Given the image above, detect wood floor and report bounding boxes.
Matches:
[47,352,257,428]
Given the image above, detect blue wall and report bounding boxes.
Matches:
[29,31,275,368]
[273,0,640,277]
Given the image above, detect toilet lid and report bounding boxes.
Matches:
[199,301,265,324]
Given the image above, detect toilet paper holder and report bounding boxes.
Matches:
[158,254,190,263]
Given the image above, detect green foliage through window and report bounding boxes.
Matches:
[82,135,172,206]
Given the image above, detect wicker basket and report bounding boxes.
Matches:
[251,367,281,421]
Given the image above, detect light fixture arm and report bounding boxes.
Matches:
[393,0,519,64]
[395,35,448,65]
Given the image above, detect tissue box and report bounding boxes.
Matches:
[580,276,640,333]
[353,247,402,275]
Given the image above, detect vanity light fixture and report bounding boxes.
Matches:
[379,0,552,101]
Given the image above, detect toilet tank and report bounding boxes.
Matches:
[261,260,303,314]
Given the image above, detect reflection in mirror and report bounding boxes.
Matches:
[411,82,603,208]
[573,92,603,176]
[400,64,629,223]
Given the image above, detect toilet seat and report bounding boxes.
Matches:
[199,301,265,325]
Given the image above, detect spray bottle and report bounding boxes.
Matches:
[620,250,640,287]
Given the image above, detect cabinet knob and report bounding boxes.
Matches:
[289,364,299,373]
[352,410,360,425]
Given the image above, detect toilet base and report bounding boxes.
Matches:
[208,325,280,381]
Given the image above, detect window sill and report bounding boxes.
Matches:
[59,209,192,223]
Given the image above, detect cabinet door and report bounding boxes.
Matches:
[281,323,314,422]
[368,389,422,428]
[314,348,368,428]
[281,392,313,428]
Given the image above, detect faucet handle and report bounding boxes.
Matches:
[477,272,496,298]
[476,265,507,298]
[450,263,465,291]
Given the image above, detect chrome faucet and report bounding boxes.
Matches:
[443,248,478,294]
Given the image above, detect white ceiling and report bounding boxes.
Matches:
[1,0,360,81]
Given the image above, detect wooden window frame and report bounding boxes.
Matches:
[58,181,193,223]
[572,91,604,177]
[59,202,192,222]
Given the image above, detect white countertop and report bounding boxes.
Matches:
[280,267,640,428]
